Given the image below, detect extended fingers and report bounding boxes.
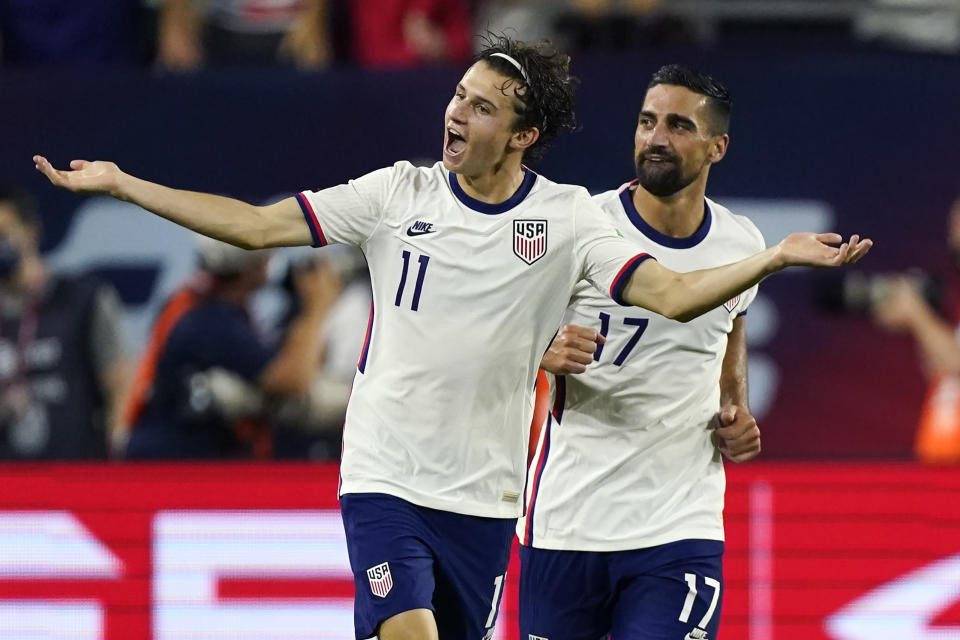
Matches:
[814,232,843,245]
[33,155,69,187]
[847,237,873,264]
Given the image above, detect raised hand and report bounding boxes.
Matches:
[540,324,605,375]
[33,156,124,198]
[777,232,873,268]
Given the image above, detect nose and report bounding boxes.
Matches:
[646,120,670,147]
[448,99,468,124]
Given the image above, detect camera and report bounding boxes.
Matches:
[816,270,942,315]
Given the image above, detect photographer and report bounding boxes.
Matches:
[873,196,960,462]
[123,236,341,459]
[0,185,129,459]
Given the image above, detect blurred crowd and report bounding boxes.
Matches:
[0,185,371,461]
[1,0,957,71]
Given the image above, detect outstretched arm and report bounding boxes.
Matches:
[34,156,312,249]
[621,232,872,322]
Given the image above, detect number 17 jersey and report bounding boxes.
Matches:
[521,182,765,550]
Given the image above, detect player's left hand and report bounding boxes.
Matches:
[540,324,604,374]
[713,404,761,463]
[776,233,873,268]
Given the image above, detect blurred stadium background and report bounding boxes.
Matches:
[1,0,959,638]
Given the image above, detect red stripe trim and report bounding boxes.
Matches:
[609,252,654,305]
[357,301,374,373]
[296,193,328,247]
[523,413,552,545]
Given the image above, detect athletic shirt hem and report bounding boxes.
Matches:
[339,479,522,519]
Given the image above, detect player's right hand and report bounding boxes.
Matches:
[33,156,124,198]
[540,324,604,375]
[776,232,873,269]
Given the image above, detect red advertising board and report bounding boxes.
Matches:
[0,462,957,639]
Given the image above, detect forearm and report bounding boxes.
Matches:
[116,173,279,248]
[623,247,782,322]
[259,306,327,395]
[909,305,960,375]
[720,319,749,408]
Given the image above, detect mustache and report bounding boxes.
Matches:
[638,146,680,163]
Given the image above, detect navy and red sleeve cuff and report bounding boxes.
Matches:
[609,253,656,306]
[295,193,328,248]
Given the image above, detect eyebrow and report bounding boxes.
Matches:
[640,110,698,130]
[457,83,499,110]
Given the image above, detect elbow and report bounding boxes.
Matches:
[670,309,698,323]
[662,304,697,323]
[233,236,267,251]
[652,284,697,323]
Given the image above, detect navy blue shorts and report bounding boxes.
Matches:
[340,493,515,640]
[519,539,724,640]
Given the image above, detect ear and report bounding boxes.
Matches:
[708,133,730,164]
[509,127,540,153]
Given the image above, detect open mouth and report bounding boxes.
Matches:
[445,128,467,157]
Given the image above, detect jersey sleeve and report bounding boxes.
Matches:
[574,194,656,305]
[295,164,397,248]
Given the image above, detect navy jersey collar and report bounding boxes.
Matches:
[448,167,538,215]
[619,183,712,249]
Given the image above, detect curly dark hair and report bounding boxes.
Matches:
[648,64,732,135]
[475,33,579,163]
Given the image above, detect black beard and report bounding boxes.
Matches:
[635,153,697,197]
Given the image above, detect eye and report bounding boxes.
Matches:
[639,116,653,127]
[476,104,490,115]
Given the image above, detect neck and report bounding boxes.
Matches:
[632,171,710,238]
[455,157,526,204]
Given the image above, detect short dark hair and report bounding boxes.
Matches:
[0,185,41,231]
[475,34,579,163]
[648,64,732,135]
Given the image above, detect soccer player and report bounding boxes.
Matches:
[34,39,869,640]
[520,65,785,639]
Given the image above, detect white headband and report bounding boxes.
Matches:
[489,52,529,83]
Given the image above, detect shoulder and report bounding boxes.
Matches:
[528,171,591,203]
[707,197,766,251]
[591,186,629,218]
[372,160,449,196]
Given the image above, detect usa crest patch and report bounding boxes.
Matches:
[366,562,393,598]
[513,219,548,265]
[723,295,741,313]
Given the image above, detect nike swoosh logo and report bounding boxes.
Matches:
[406,228,436,237]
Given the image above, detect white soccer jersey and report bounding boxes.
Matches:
[520,181,766,550]
[297,162,650,519]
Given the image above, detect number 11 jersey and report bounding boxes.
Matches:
[297,162,650,519]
